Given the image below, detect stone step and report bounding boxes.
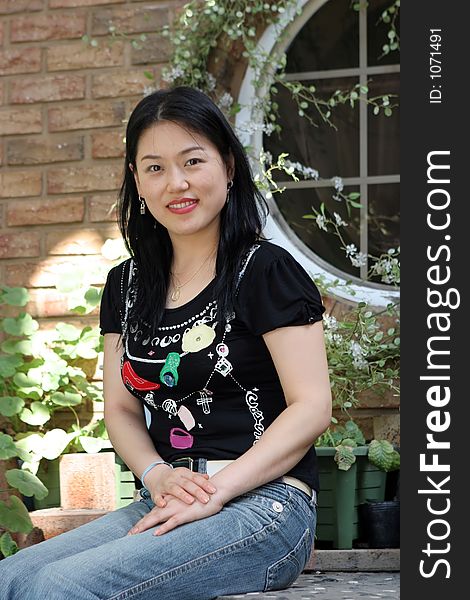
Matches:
[307,548,400,572]
[29,508,109,540]
[218,571,400,599]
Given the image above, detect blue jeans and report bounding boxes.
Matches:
[0,480,316,599]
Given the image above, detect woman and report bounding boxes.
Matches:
[1,86,332,599]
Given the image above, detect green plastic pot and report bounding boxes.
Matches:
[315,446,387,549]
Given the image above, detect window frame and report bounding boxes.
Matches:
[235,0,400,308]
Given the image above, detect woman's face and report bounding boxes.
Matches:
[131,120,234,239]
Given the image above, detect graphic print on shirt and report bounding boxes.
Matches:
[119,245,265,449]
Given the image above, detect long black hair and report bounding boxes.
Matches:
[118,86,269,334]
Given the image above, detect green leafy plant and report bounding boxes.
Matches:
[315,419,400,472]
[312,291,400,473]
[0,286,106,557]
[320,298,400,410]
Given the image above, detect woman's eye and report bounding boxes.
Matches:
[186,158,201,166]
[149,165,161,172]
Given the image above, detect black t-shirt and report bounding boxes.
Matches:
[99,241,325,491]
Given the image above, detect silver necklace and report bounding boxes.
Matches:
[170,249,216,302]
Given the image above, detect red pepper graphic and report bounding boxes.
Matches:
[122,360,160,391]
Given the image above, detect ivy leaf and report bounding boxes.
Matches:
[74,341,98,360]
[55,323,80,342]
[41,429,76,460]
[0,355,23,377]
[0,496,34,534]
[26,367,43,385]
[348,200,363,208]
[0,531,19,557]
[50,390,82,407]
[6,469,49,500]
[0,433,20,460]
[13,371,39,388]
[84,287,101,307]
[41,372,61,392]
[2,313,39,337]
[14,433,44,459]
[334,445,356,471]
[0,396,25,417]
[1,339,33,355]
[55,271,84,293]
[1,287,29,307]
[20,402,51,426]
[368,440,399,471]
[79,436,105,454]
[341,438,358,448]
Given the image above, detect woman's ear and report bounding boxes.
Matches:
[226,151,235,182]
[129,162,141,193]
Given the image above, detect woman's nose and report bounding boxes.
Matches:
[166,167,189,192]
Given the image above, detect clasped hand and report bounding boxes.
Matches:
[127,466,221,536]
[127,493,223,536]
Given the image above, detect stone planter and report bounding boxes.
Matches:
[315,446,387,549]
[33,452,136,511]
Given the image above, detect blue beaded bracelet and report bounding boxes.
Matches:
[141,460,173,488]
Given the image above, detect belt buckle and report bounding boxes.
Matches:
[171,457,195,471]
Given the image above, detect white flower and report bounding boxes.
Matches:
[323,314,338,331]
[283,160,319,180]
[143,85,157,97]
[206,73,216,92]
[350,252,367,267]
[162,66,185,83]
[331,176,344,192]
[325,331,343,345]
[350,341,364,358]
[352,356,368,370]
[217,92,233,110]
[261,151,273,166]
[263,122,275,136]
[334,212,348,227]
[350,341,368,370]
[345,244,357,257]
[316,214,328,232]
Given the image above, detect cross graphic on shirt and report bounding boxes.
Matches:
[197,394,213,414]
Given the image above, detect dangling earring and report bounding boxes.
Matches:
[226,180,233,204]
[139,195,146,215]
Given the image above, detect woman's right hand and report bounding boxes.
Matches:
[144,465,217,508]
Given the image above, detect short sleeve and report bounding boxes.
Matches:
[235,245,325,336]
[99,263,125,336]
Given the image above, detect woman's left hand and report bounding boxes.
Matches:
[127,494,224,536]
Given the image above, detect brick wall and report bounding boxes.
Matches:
[0,0,184,320]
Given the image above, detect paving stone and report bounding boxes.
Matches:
[218,572,400,599]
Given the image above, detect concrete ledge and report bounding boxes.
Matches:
[30,508,109,540]
[306,548,400,572]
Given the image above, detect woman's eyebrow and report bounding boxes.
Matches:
[141,146,205,161]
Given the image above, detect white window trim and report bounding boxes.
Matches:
[235,0,399,308]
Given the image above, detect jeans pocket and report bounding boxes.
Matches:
[264,526,312,592]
